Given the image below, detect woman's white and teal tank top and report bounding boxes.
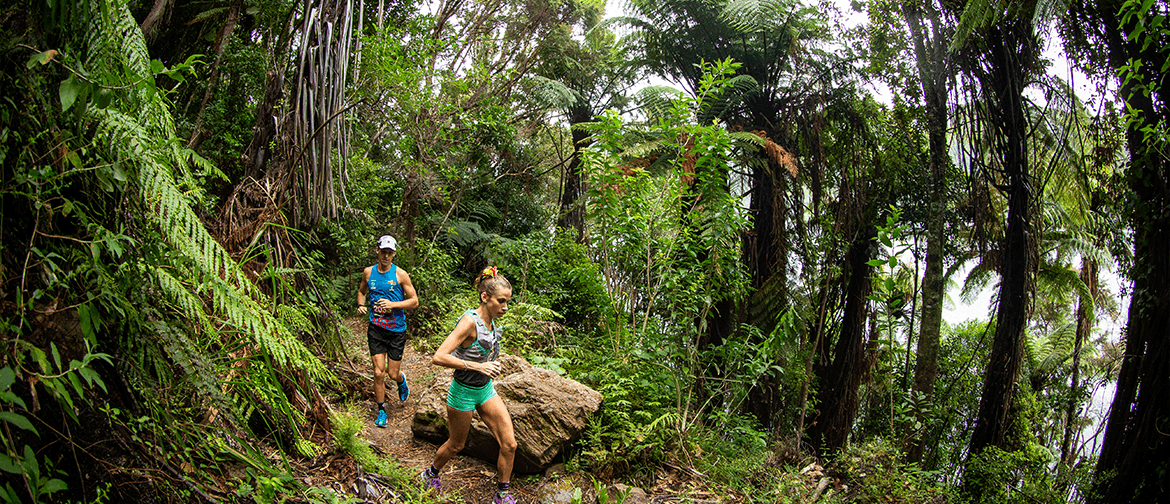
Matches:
[450,310,501,387]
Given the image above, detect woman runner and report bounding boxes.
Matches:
[420,267,517,504]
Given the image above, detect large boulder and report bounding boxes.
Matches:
[411,354,602,473]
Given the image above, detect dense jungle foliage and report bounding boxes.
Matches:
[1,0,1168,502]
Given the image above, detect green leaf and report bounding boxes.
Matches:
[0,367,13,391]
[66,150,83,169]
[865,259,886,267]
[0,412,37,435]
[0,392,27,410]
[68,371,84,397]
[78,303,97,341]
[150,59,166,74]
[79,367,107,392]
[51,343,62,372]
[59,75,83,111]
[29,346,48,374]
[112,162,127,182]
[41,479,67,494]
[94,87,113,109]
[21,446,39,481]
[26,49,59,68]
[0,454,20,474]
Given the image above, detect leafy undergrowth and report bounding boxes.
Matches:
[287,319,952,504]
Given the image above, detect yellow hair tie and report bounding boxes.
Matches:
[481,266,498,277]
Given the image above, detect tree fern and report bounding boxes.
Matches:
[1027,321,1076,379]
[522,74,583,109]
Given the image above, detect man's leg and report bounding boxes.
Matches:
[372,352,388,404]
[372,352,389,427]
[387,357,403,387]
[386,329,408,401]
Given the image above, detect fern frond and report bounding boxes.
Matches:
[720,0,798,33]
[523,74,582,109]
[150,321,242,427]
[461,200,503,225]
[1027,322,1075,376]
[84,1,332,384]
[150,265,216,336]
[949,0,1005,52]
[620,138,669,159]
[728,131,766,147]
[446,220,491,248]
[277,304,315,334]
[635,85,684,121]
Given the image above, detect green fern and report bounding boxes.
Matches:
[522,74,583,109]
[1027,322,1076,377]
[76,0,332,440]
[446,220,492,248]
[720,0,798,33]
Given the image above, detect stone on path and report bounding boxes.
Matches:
[606,483,649,504]
[411,354,602,474]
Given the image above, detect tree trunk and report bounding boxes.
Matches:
[808,224,876,453]
[242,70,284,180]
[745,156,790,430]
[1088,5,1170,500]
[796,266,837,444]
[186,0,243,151]
[1092,149,1170,503]
[557,104,592,242]
[964,15,1036,462]
[138,0,173,43]
[902,0,952,465]
[1060,256,1095,464]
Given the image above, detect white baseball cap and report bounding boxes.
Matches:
[377,235,397,250]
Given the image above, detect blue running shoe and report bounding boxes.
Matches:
[375,409,387,428]
[493,491,515,504]
[398,373,410,402]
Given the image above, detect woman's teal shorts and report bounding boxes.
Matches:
[447,379,497,412]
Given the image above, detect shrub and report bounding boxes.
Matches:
[495,231,611,337]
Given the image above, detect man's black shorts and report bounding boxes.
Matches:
[367,323,407,361]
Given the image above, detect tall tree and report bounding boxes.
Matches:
[534,10,637,242]
[620,0,850,432]
[952,0,1045,466]
[356,0,596,242]
[893,0,958,464]
[1065,1,1170,501]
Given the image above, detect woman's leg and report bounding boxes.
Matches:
[476,395,517,483]
[433,406,474,470]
